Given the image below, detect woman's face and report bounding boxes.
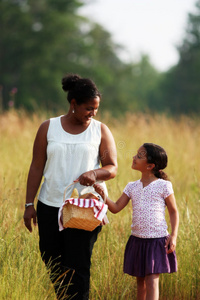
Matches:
[73,96,100,124]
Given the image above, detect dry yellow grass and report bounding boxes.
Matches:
[0,110,199,299]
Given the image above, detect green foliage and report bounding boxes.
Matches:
[0,0,160,115]
[158,0,200,114]
[1,0,200,115]
[0,0,85,110]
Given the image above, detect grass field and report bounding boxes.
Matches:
[0,110,199,299]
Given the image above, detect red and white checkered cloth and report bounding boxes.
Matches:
[58,198,108,231]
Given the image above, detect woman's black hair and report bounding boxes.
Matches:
[142,143,169,180]
[62,73,101,104]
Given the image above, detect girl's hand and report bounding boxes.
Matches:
[165,193,179,254]
[93,183,106,200]
[165,235,177,254]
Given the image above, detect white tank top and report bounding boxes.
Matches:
[38,116,107,207]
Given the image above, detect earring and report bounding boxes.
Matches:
[72,109,75,113]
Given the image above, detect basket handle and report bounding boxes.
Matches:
[63,182,77,203]
[63,182,106,203]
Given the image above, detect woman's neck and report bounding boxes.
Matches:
[61,114,91,134]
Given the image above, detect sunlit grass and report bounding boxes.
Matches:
[0,110,200,299]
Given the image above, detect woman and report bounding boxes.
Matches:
[23,74,118,299]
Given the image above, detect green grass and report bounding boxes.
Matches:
[0,110,200,299]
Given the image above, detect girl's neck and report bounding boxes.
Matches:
[140,172,157,187]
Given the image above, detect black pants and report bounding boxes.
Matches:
[37,201,102,300]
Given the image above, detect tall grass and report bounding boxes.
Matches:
[0,110,199,299]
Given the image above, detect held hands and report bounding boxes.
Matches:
[23,206,37,233]
[93,184,106,202]
[165,235,177,254]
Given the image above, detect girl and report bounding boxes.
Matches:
[94,143,179,300]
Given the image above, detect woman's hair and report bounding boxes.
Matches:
[62,73,101,104]
[142,143,169,180]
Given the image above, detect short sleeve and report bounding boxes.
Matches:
[163,181,174,199]
[123,182,133,198]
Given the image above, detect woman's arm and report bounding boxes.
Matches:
[165,193,179,253]
[98,123,118,179]
[94,184,129,214]
[23,120,49,232]
[78,123,118,185]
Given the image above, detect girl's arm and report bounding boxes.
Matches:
[165,193,179,254]
[94,184,130,214]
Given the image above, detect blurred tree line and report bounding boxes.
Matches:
[0,0,200,115]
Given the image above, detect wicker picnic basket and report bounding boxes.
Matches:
[62,183,103,231]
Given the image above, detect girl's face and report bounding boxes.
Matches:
[132,146,149,171]
[73,96,100,124]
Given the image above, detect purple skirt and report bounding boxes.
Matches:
[123,235,177,277]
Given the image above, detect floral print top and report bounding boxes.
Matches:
[123,179,174,238]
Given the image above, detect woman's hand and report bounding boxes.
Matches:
[75,170,97,186]
[23,206,37,233]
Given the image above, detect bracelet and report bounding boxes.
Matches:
[92,170,97,181]
[25,203,34,208]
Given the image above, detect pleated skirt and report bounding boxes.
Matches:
[123,235,177,277]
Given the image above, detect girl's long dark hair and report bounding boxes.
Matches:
[143,143,169,180]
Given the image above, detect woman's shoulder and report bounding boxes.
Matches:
[37,119,50,134]
[99,121,110,131]
[99,120,116,144]
[33,119,50,146]
[39,114,61,127]
[39,115,62,130]
[100,121,116,139]
[49,115,62,123]
[92,118,101,124]
[90,118,101,129]
[36,115,61,136]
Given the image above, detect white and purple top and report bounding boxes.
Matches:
[123,179,174,238]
